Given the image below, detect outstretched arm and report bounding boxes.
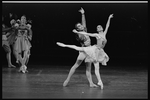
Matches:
[79,7,87,32]
[104,14,113,35]
[73,29,98,37]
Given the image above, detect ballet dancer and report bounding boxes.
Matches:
[2,16,17,68]
[63,8,98,88]
[57,14,113,89]
[13,15,32,73]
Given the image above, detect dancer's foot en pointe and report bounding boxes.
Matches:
[63,80,69,87]
[56,42,66,47]
[97,81,104,89]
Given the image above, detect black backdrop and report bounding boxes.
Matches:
[2,3,148,68]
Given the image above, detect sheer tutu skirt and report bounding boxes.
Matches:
[14,36,31,56]
[82,45,109,65]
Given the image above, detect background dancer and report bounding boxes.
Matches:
[13,15,32,73]
[2,16,17,68]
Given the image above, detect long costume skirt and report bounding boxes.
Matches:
[82,45,109,65]
[14,36,31,56]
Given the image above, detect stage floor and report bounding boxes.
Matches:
[2,65,148,99]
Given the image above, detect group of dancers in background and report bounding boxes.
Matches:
[2,14,32,73]
[2,7,113,89]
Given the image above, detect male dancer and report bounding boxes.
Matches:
[63,8,98,87]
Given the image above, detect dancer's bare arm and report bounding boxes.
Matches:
[79,7,87,32]
[103,14,113,35]
[73,29,98,38]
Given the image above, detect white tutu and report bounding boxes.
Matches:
[83,45,109,65]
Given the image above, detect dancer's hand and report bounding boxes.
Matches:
[109,14,113,19]
[73,29,78,33]
[79,7,85,14]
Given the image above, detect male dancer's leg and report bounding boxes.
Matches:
[63,52,85,86]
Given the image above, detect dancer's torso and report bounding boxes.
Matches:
[96,34,107,49]
[17,25,29,38]
[76,29,91,47]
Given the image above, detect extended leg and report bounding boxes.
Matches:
[63,59,83,86]
[57,42,83,51]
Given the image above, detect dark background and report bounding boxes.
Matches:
[2,3,148,68]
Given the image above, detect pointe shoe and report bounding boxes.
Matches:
[97,81,104,89]
[63,80,68,87]
[56,42,66,47]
